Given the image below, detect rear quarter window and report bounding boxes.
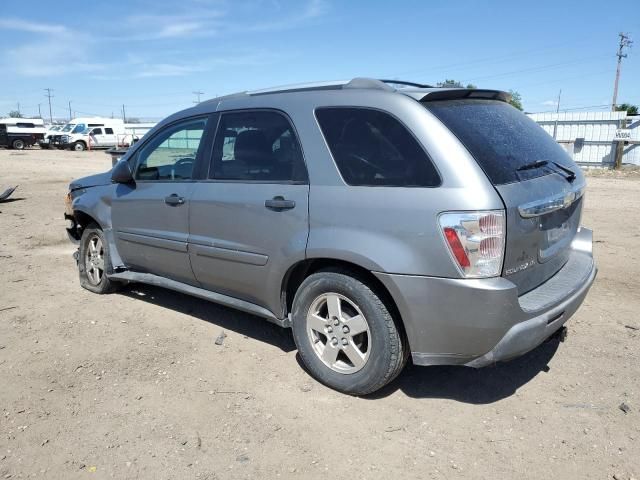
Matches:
[315,107,440,187]
[424,99,576,185]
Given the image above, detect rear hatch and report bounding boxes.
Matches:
[423,97,585,294]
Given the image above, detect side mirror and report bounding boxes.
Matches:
[111,160,134,184]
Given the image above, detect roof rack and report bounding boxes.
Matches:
[378,79,434,88]
[246,77,434,96]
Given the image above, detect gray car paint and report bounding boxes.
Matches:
[66,79,596,366]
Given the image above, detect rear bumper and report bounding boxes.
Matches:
[374,227,596,367]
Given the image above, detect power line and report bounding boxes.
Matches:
[44,88,54,124]
[611,32,633,111]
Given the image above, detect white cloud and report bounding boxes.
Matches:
[0,18,68,35]
[134,63,209,78]
[0,0,327,78]
[542,100,559,106]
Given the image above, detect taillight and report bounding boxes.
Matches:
[438,211,505,278]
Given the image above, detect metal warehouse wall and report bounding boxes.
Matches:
[528,112,640,167]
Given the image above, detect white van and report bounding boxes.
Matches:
[0,118,46,149]
[49,118,155,151]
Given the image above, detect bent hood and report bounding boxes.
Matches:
[69,170,112,191]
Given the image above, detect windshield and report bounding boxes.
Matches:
[61,124,75,132]
[71,123,86,134]
[423,99,576,185]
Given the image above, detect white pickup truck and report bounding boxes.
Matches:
[46,117,155,151]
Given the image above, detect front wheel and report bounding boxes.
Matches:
[73,141,86,151]
[12,139,25,150]
[78,224,118,294]
[291,271,408,395]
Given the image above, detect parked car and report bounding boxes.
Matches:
[46,118,154,151]
[40,124,65,149]
[0,117,45,149]
[64,78,596,395]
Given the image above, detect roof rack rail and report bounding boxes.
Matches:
[378,79,434,88]
[243,77,434,97]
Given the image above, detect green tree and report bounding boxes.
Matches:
[437,79,477,89]
[8,110,23,118]
[508,90,523,111]
[615,103,638,115]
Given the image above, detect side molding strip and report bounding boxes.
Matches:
[108,271,289,327]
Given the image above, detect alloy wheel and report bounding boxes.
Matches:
[84,234,105,285]
[306,293,371,374]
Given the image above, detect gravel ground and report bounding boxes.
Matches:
[0,148,638,480]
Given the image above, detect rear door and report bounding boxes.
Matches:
[188,110,309,313]
[425,99,585,294]
[112,116,211,284]
[103,127,117,146]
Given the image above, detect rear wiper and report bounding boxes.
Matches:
[516,160,548,172]
[550,161,576,183]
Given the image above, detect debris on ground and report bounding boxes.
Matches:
[624,324,639,331]
[619,402,631,414]
[214,331,227,346]
[0,186,18,202]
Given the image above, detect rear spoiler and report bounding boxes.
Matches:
[402,88,511,103]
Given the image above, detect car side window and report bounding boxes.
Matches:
[135,117,207,181]
[105,128,114,134]
[92,128,103,135]
[211,111,307,182]
[315,107,440,187]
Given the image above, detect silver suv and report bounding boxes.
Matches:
[64,78,596,395]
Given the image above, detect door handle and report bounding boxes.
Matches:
[164,194,185,206]
[265,196,295,211]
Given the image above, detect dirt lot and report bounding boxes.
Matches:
[1,148,638,480]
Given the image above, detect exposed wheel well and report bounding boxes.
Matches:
[68,210,100,240]
[282,258,405,336]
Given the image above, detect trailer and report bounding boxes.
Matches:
[0,118,46,149]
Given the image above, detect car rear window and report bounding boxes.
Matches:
[423,99,575,185]
[315,107,440,187]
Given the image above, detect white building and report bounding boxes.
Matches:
[528,111,640,167]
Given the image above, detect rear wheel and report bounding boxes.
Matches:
[291,270,408,395]
[73,141,86,151]
[78,224,118,294]
[12,139,25,150]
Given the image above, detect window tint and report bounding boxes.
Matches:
[135,117,207,181]
[211,111,306,182]
[315,108,440,187]
[105,128,114,134]
[16,123,35,128]
[91,128,103,135]
[424,99,576,185]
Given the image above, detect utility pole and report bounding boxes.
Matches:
[68,101,72,121]
[612,32,633,111]
[122,104,127,123]
[44,88,54,124]
[38,104,42,119]
[16,102,20,116]
[193,90,204,104]
[552,89,562,139]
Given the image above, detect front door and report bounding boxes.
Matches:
[112,116,210,284]
[188,110,309,314]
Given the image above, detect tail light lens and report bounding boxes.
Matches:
[438,211,505,278]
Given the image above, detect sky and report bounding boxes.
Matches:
[0,0,638,122]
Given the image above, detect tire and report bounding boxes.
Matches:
[78,224,118,294]
[291,270,408,395]
[73,141,86,151]
[12,139,25,150]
